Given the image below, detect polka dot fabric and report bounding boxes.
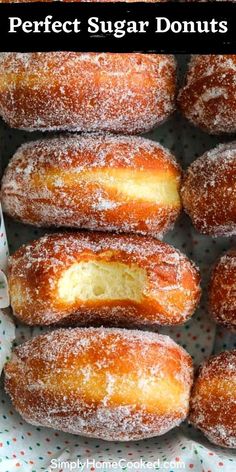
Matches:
[0,205,15,377]
[0,55,236,471]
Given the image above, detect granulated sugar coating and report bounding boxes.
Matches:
[178,55,236,134]
[1,133,182,237]
[181,141,236,237]
[7,231,201,327]
[0,53,176,133]
[189,350,236,448]
[4,327,193,441]
[209,249,236,329]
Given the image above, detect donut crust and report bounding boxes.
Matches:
[1,134,182,238]
[8,232,201,327]
[181,142,236,237]
[178,55,236,134]
[209,249,236,329]
[4,327,193,441]
[189,350,236,448]
[0,53,176,133]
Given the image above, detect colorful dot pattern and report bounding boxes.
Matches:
[0,55,236,471]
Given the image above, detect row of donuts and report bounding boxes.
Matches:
[0,53,235,135]
[2,135,236,239]
[4,326,236,448]
[5,229,236,331]
[1,51,236,449]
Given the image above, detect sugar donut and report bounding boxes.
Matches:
[1,134,182,238]
[0,53,176,133]
[209,250,236,329]
[189,350,236,448]
[178,55,236,134]
[4,327,193,441]
[181,142,236,237]
[8,232,201,327]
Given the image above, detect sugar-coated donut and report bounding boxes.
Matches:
[1,134,182,237]
[0,53,176,133]
[189,350,236,448]
[181,142,236,237]
[8,232,201,327]
[4,327,193,440]
[178,55,236,134]
[209,250,236,329]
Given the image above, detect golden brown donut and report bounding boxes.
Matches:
[4,327,193,440]
[189,350,236,448]
[8,232,201,327]
[209,249,236,329]
[178,55,236,134]
[0,53,176,133]
[1,134,182,237]
[181,142,236,237]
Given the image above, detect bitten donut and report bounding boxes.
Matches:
[0,53,176,133]
[4,327,193,440]
[8,232,201,327]
[189,350,236,448]
[181,142,236,237]
[209,250,236,329]
[178,55,236,134]
[1,134,182,237]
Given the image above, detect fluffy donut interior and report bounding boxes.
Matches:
[39,368,186,414]
[33,169,181,205]
[58,261,147,303]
